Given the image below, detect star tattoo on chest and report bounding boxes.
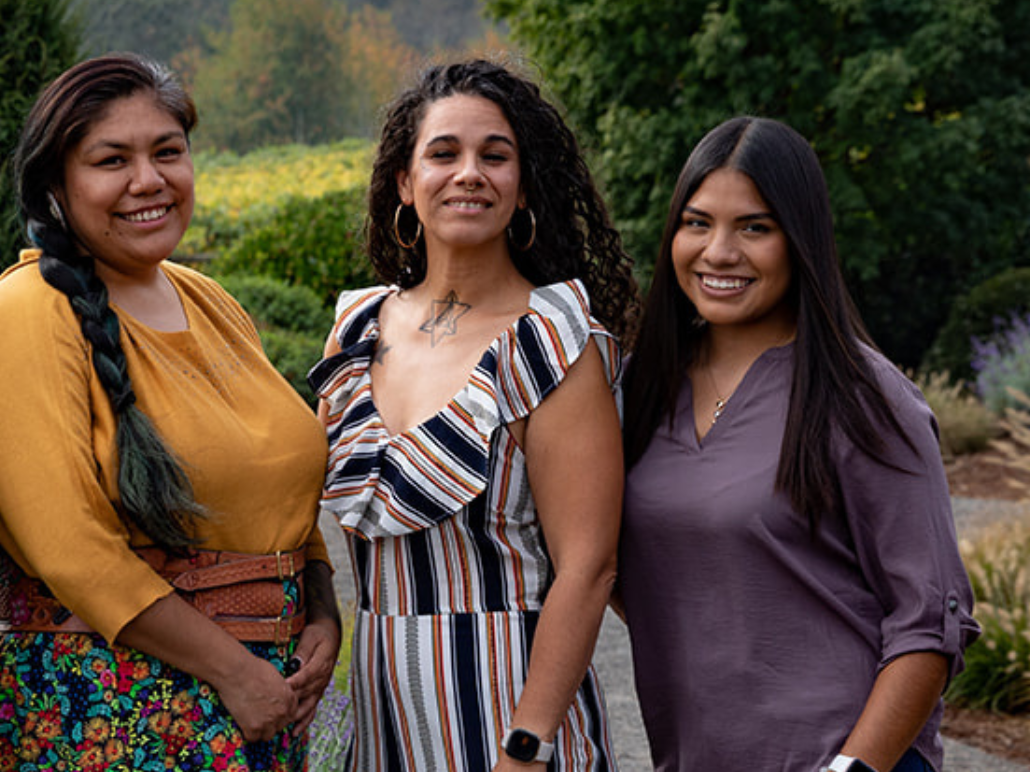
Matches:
[419,291,471,346]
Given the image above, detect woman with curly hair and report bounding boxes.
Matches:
[309,57,640,771]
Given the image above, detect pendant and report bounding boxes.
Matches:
[712,398,726,424]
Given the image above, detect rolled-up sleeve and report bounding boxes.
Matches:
[835,362,980,681]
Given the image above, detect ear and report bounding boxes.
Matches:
[396,170,413,205]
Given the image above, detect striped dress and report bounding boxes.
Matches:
[309,279,618,772]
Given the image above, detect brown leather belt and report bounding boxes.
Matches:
[4,547,306,644]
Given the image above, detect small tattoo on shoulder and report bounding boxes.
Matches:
[419,290,471,346]
[374,342,392,365]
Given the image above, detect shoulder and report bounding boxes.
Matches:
[162,261,257,334]
[855,342,928,413]
[526,279,621,385]
[495,280,621,421]
[0,250,83,339]
[330,285,391,347]
[163,260,239,305]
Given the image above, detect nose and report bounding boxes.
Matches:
[454,154,485,189]
[128,158,165,194]
[703,225,742,266]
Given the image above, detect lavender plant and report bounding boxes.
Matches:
[308,608,355,770]
[308,666,355,770]
[971,313,1030,414]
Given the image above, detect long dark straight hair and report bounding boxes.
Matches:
[623,116,913,529]
[12,53,205,549]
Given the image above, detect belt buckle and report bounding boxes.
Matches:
[275,550,295,580]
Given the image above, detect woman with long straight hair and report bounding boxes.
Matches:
[619,116,979,772]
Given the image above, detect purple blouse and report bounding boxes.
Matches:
[620,342,979,771]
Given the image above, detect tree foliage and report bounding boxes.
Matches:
[190,0,349,151]
[487,0,1030,366]
[69,0,230,64]
[1,0,81,270]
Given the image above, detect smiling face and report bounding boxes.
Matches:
[672,167,796,337]
[56,91,193,283]
[396,94,523,254]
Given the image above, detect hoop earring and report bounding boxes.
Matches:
[508,207,536,251]
[393,203,422,250]
[47,191,68,231]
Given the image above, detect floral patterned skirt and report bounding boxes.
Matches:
[0,581,307,771]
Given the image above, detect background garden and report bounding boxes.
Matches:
[3,0,1030,767]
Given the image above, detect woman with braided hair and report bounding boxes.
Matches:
[0,53,340,770]
[309,57,640,770]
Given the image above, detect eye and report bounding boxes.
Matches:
[96,154,127,167]
[742,219,775,235]
[681,216,708,230]
[156,145,186,160]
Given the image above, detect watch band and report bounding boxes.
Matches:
[826,753,876,771]
[501,728,555,763]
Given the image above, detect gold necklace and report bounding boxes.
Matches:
[706,367,728,426]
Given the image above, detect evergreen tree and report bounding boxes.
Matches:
[1,0,81,270]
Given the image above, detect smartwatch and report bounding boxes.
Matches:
[826,753,876,771]
[501,728,555,763]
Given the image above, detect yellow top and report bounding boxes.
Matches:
[0,250,330,642]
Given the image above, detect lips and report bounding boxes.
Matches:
[701,274,754,290]
[121,205,171,223]
[445,198,490,210]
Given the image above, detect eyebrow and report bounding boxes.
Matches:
[683,205,776,222]
[80,130,187,155]
[424,133,516,149]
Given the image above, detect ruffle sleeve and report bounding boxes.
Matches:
[309,279,620,540]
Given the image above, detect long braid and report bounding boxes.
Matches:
[13,54,206,550]
[30,221,205,550]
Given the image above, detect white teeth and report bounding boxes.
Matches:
[703,275,751,290]
[124,207,169,223]
[450,201,486,210]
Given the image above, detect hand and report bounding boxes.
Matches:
[215,654,298,742]
[286,615,342,736]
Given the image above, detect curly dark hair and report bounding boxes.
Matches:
[365,57,640,344]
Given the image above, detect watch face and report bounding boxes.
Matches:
[505,729,540,762]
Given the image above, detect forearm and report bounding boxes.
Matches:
[116,591,256,687]
[117,592,298,742]
[304,559,341,629]
[509,566,616,743]
[839,651,949,770]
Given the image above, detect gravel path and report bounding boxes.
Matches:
[321,496,1030,772]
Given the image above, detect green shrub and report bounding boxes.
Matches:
[912,370,1000,459]
[215,273,332,337]
[923,267,1030,385]
[213,187,377,307]
[946,515,1030,714]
